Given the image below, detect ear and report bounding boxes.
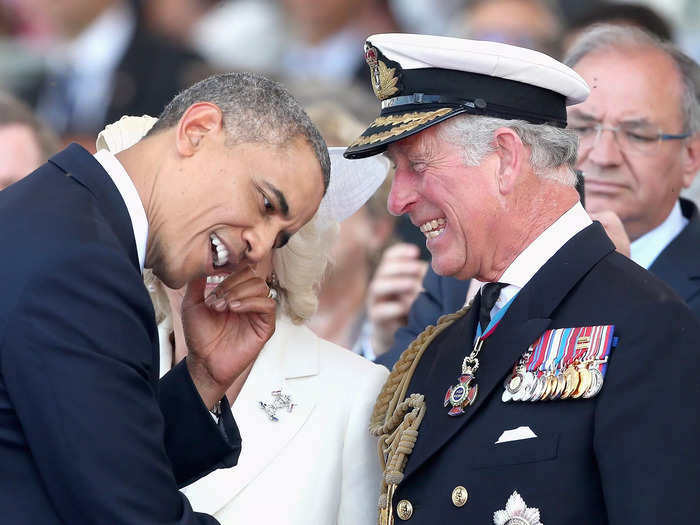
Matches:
[175,102,224,157]
[681,134,700,188]
[493,127,524,195]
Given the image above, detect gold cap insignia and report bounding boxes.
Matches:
[365,44,400,101]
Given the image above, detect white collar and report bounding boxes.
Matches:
[492,201,592,309]
[630,200,688,270]
[93,149,148,272]
[48,2,134,75]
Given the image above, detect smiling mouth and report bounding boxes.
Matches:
[210,233,230,267]
[419,217,446,239]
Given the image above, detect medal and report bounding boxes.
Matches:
[445,339,483,416]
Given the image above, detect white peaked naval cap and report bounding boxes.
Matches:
[345,33,590,159]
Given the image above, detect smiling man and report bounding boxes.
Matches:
[0,72,328,524]
[565,25,700,316]
[345,33,700,524]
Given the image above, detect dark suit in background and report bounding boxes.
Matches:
[389,223,700,523]
[648,198,700,317]
[0,145,238,524]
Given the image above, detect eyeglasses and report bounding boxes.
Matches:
[569,121,690,155]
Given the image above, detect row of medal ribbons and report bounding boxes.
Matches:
[502,325,617,403]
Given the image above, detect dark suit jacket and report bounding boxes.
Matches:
[0,144,239,524]
[648,198,700,317]
[387,223,700,523]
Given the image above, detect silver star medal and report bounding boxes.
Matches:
[259,389,295,422]
[493,491,542,525]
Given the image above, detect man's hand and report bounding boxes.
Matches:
[589,210,631,258]
[182,267,276,410]
[367,243,428,357]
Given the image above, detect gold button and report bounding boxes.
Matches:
[396,499,413,520]
[451,486,468,507]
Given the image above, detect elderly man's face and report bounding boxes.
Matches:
[148,135,325,289]
[386,125,501,280]
[570,46,699,240]
[0,124,43,190]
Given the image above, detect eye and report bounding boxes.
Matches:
[624,130,656,143]
[571,126,595,136]
[263,194,275,213]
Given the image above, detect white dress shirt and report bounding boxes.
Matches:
[488,202,592,320]
[93,149,148,272]
[630,200,688,270]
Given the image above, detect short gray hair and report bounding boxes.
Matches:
[149,72,331,190]
[564,24,700,135]
[439,114,579,185]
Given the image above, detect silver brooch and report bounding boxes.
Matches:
[493,491,542,525]
[259,389,295,422]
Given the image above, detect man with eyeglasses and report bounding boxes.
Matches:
[565,24,700,317]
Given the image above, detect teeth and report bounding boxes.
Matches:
[210,233,229,267]
[206,274,229,284]
[419,217,446,234]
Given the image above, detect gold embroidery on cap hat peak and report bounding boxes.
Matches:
[366,46,400,100]
[349,108,453,148]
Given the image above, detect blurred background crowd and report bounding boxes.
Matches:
[2,0,700,361]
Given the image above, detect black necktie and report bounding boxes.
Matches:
[479,282,508,333]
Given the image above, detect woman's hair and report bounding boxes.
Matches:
[273,215,339,323]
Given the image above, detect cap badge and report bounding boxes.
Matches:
[365,44,400,101]
[493,491,542,525]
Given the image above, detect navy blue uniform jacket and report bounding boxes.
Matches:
[0,145,241,524]
[386,223,700,523]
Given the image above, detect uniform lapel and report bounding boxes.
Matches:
[182,318,319,515]
[404,223,615,479]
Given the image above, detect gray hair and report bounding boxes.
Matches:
[564,24,700,135]
[439,114,579,185]
[149,72,331,190]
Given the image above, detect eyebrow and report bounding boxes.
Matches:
[264,182,289,217]
[568,111,652,127]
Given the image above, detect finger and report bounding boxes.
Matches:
[227,296,278,315]
[370,276,425,298]
[374,259,428,278]
[369,301,408,322]
[208,271,266,300]
[206,278,269,307]
[208,266,260,296]
[382,243,421,260]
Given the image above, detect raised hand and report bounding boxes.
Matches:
[182,266,276,409]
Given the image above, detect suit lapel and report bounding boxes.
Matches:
[404,223,615,478]
[649,198,700,303]
[182,318,319,515]
[49,144,140,271]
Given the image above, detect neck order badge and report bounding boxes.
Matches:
[444,286,514,416]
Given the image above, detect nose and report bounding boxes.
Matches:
[587,128,624,167]
[242,224,277,263]
[387,167,418,216]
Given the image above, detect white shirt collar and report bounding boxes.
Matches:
[93,150,148,272]
[491,201,592,309]
[630,200,688,270]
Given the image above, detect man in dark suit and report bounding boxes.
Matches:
[345,31,700,524]
[0,72,329,524]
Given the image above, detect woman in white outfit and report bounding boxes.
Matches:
[98,115,390,525]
